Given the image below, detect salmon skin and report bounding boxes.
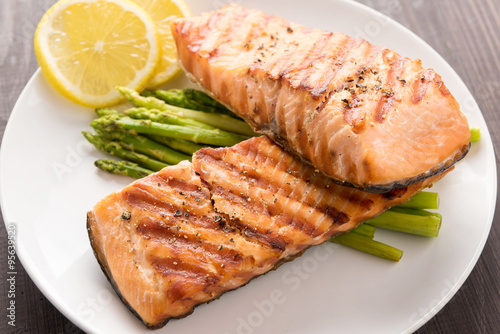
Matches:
[87,136,447,328]
[172,4,470,192]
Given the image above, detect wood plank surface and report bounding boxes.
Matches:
[0,0,499,333]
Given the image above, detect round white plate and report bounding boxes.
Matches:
[1,0,496,333]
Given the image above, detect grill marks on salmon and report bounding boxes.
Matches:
[87,137,447,328]
[172,4,470,192]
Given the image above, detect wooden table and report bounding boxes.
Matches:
[1,1,499,333]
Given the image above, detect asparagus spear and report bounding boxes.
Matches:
[117,86,257,136]
[331,232,403,262]
[142,88,239,118]
[82,131,169,171]
[350,224,376,239]
[365,210,442,237]
[93,114,248,147]
[95,159,154,179]
[470,127,480,142]
[394,191,439,210]
[183,89,235,115]
[389,207,442,219]
[124,107,215,129]
[335,191,444,259]
[91,117,192,165]
[95,108,120,117]
[148,135,205,155]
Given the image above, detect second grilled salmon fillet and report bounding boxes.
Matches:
[88,137,447,328]
[172,4,470,192]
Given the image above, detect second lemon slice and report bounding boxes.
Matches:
[132,0,191,87]
[34,0,161,108]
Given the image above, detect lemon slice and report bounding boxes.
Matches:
[34,0,161,108]
[131,0,191,87]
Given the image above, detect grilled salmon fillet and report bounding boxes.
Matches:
[87,136,447,328]
[172,4,470,192]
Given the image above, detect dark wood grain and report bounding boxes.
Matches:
[0,0,499,333]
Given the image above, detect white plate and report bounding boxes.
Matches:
[1,0,496,333]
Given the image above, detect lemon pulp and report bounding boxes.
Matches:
[34,0,161,107]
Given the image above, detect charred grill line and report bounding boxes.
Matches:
[308,37,363,97]
[373,57,405,123]
[295,33,335,90]
[199,142,335,238]
[197,150,320,244]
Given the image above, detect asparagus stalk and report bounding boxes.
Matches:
[93,114,248,147]
[95,159,154,179]
[117,86,257,136]
[183,89,235,115]
[389,207,442,219]
[350,224,376,239]
[82,131,169,171]
[331,232,403,262]
[118,117,248,146]
[143,88,239,118]
[394,191,439,210]
[365,210,442,237]
[335,191,444,260]
[470,127,480,142]
[95,108,120,117]
[148,135,205,155]
[124,107,215,129]
[91,117,192,165]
